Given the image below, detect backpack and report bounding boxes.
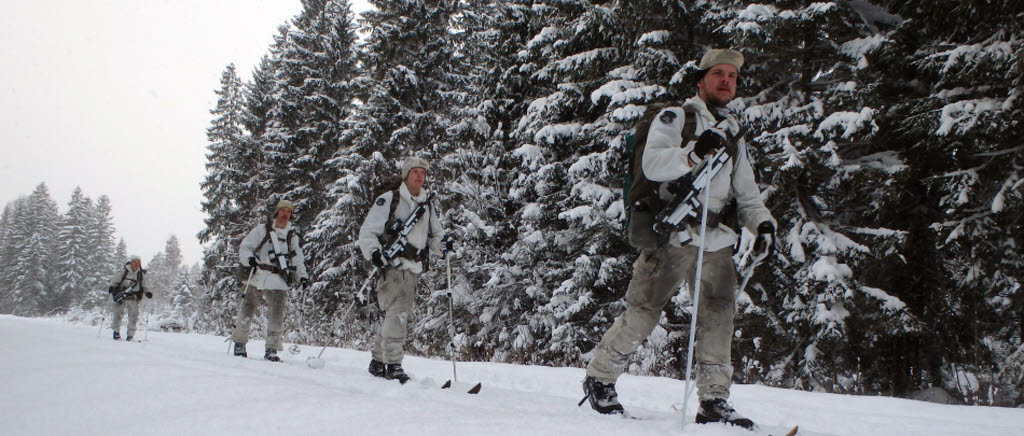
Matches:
[623,103,699,249]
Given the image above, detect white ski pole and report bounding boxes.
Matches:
[97,315,106,338]
[681,184,712,430]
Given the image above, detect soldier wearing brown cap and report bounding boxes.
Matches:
[230,199,309,362]
[580,49,776,429]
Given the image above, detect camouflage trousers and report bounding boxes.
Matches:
[110,298,140,338]
[586,244,738,401]
[371,268,420,364]
[230,287,287,351]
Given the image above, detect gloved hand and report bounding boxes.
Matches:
[108,286,117,295]
[248,257,258,268]
[370,249,386,268]
[145,291,153,299]
[443,235,454,258]
[692,128,727,159]
[300,278,310,290]
[753,221,776,260]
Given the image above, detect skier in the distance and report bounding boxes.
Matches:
[107,254,151,341]
[580,48,777,429]
[230,199,309,362]
[358,156,449,384]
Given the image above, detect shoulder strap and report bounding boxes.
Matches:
[383,189,400,234]
[118,266,129,286]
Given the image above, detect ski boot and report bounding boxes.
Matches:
[233,342,247,358]
[125,336,133,342]
[384,363,410,384]
[112,331,121,340]
[264,348,281,362]
[696,398,755,430]
[580,375,625,415]
[368,359,386,378]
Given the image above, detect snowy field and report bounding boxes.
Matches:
[2,315,1022,436]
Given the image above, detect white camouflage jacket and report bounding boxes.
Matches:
[643,95,776,251]
[358,183,444,274]
[238,221,308,291]
[110,264,145,293]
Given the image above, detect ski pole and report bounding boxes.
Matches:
[97,315,106,338]
[446,252,457,384]
[681,184,712,430]
[144,313,150,342]
[355,267,379,304]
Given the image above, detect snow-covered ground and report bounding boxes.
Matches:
[2,315,1022,436]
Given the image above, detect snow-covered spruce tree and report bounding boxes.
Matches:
[259,0,359,232]
[426,0,545,361]
[0,200,23,312]
[199,63,248,295]
[471,0,636,365]
[311,0,459,350]
[8,183,61,316]
[82,195,118,310]
[54,187,94,313]
[867,0,1024,404]
[257,0,361,344]
[195,52,281,335]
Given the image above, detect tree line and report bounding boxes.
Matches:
[0,183,194,321]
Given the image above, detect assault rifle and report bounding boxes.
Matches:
[653,144,734,237]
[356,193,435,303]
[112,281,140,304]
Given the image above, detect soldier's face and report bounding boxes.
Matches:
[276,207,292,222]
[130,259,141,271]
[697,64,739,108]
[405,167,426,192]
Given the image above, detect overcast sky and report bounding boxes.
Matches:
[0,0,372,266]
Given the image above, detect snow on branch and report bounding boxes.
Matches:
[814,107,878,140]
[935,98,1004,136]
[858,285,907,312]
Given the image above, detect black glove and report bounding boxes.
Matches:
[753,221,776,259]
[443,235,454,257]
[145,291,153,299]
[248,257,258,268]
[692,128,727,158]
[370,249,386,268]
[300,278,310,290]
[108,286,117,295]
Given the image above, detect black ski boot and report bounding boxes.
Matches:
[696,398,755,430]
[264,348,281,362]
[580,375,625,415]
[125,336,133,342]
[233,342,247,357]
[384,363,411,384]
[112,331,121,340]
[368,359,386,378]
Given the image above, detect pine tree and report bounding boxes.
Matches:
[0,200,23,313]
[9,183,61,316]
[85,195,118,308]
[259,0,359,232]
[866,0,1024,403]
[313,0,459,341]
[55,187,94,313]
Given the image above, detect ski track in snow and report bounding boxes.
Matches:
[2,315,1023,436]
